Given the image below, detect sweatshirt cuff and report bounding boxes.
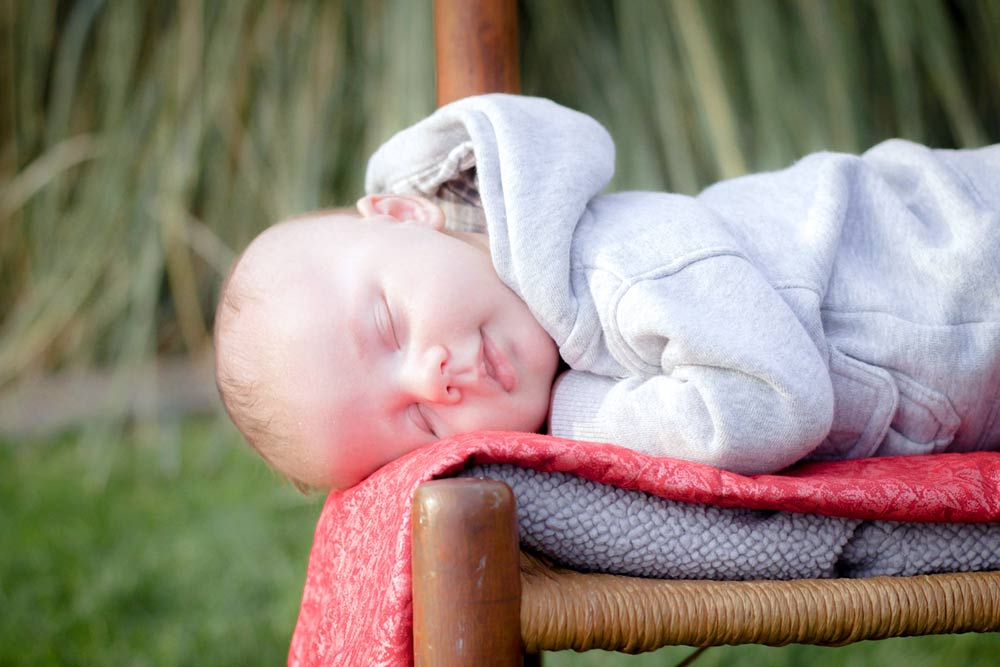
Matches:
[548,370,618,442]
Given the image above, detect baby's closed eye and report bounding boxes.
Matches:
[377,292,400,349]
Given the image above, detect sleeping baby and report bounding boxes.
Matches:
[214,94,1000,491]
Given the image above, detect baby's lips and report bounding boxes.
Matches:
[482,332,516,392]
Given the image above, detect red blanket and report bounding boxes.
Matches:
[287,432,1000,667]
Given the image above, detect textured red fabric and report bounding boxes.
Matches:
[287,432,1000,667]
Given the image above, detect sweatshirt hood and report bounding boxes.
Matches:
[365,94,615,341]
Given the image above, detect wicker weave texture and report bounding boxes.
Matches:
[520,554,1000,653]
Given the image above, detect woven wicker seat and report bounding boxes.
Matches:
[413,3,1000,664]
[520,548,1000,652]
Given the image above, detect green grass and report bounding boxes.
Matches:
[545,635,1000,666]
[2,420,998,665]
[0,419,324,666]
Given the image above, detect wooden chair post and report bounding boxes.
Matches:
[434,0,520,106]
[412,479,524,666]
[418,3,529,664]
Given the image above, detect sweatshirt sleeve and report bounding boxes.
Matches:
[548,254,835,474]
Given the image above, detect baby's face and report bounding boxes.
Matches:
[236,196,559,489]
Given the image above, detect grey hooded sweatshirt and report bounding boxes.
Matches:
[366,95,1000,474]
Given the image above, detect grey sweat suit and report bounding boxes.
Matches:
[366,95,1000,474]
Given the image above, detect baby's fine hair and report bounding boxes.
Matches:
[213,252,312,493]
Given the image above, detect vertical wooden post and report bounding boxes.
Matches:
[412,478,523,666]
[434,0,520,106]
[421,2,526,664]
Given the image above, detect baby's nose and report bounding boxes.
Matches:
[403,345,462,405]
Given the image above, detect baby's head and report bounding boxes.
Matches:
[214,194,560,491]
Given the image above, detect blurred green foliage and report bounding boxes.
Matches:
[546,634,1000,667]
[2,0,999,386]
[0,419,325,665]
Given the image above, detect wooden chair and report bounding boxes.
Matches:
[413,478,1000,665]
[413,2,1000,664]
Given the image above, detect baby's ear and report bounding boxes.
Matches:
[356,194,445,231]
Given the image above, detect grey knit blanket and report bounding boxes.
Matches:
[461,464,1000,580]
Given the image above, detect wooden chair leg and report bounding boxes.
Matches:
[412,478,524,666]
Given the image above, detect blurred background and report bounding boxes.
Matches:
[1,0,999,664]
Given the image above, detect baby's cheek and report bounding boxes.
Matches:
[497,390,550,433]
[524,383,555,432]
